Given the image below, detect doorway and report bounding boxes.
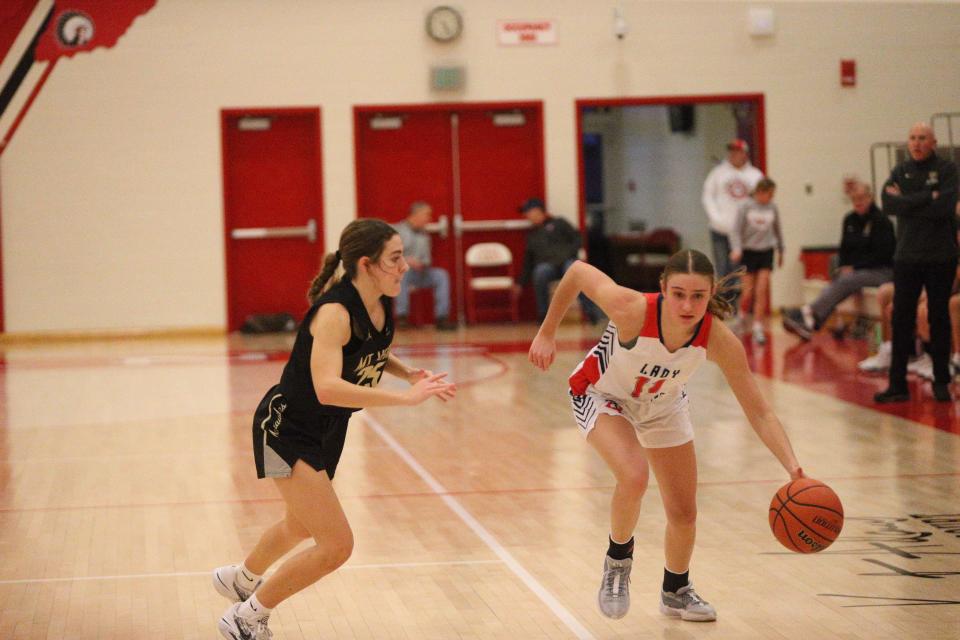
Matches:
[576,94,765,263]
[354,101,545,322]
[221,107,324,331]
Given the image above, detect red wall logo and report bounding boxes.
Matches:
[55,11,94,48]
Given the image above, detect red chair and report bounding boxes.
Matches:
[464,242,519,324]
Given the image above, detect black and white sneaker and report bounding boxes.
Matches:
[218,602,272,640]
[213,565,261,603]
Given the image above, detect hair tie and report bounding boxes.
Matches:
[334,250,342,262]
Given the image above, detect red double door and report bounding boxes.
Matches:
[355,102,545,322]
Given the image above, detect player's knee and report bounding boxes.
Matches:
[665,502,697,527]
[316,526,354,569]
[617,464,649,497]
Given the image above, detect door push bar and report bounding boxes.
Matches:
[231,218,317,243]
[452,215,533,234]
[424,214,449,239]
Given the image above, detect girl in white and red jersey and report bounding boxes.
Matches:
[528,249,804,623]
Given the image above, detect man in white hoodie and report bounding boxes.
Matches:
[701,139,764,308]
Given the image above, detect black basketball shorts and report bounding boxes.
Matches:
[252,385,349,480]
[740,248,774,273]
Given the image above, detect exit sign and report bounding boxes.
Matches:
[431,66,464,90]
[497,20,557,45]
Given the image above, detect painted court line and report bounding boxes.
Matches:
[0,559,502,586]
[362,410,596,640]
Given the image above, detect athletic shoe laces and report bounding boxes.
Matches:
[677,584,708,606]
[604,563,630,596]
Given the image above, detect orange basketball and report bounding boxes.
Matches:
[768,477,843,553]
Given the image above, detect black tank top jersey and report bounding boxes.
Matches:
[277,279,394,423]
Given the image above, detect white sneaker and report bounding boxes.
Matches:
[752,324,767,345]
[219,602,272,640]
[213,565,261,604]
[858,341,892,372]
[951,354,960,378]
[907,353,934,380]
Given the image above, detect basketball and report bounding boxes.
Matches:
[768,477,844,553]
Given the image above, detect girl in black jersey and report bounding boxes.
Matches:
[214,219,456,640]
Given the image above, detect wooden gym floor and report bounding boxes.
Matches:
[0,322,957,639]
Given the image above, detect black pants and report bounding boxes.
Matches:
[888,260,957,389]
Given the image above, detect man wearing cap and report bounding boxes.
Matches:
[702,139,765,307]
[513,198,598,322]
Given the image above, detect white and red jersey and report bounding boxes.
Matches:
[568,293,713,422]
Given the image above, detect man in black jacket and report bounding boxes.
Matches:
[782,182,895,340]
[513,198,598,322]
[875,122,958,403]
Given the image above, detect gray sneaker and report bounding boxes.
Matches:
[213,565,261,603]
[660,583,716,621]
[218,602,272,640]
[597,556,632,619]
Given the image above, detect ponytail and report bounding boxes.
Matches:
[307,251,342,304]
[707,267,744,320]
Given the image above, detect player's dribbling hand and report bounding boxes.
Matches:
[789,466,806,481]
[406,372,457,404]
[528,333,556,371]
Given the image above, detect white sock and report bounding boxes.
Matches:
[238,593,271,621]
[752,320,763,332]
[236,563,261,592]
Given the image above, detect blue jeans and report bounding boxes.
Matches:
[710,230,741,310]
[396,267,450,318]
[531,259,600,321]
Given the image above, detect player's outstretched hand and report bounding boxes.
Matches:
[789,466,806,481]
[528,333,557,371]
[406,372,457,404]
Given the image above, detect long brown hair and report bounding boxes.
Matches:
[307,218,399,304]
[659,249,742,319]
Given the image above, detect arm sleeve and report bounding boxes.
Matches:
[558,218,584,257]
[871,215,897,266]
[837,214,853,266]
[773,207,784,254]
[729,206,744,254]
[518,245,533,286]
[701,170,724,228]
[880,165,957,219]
[895,163,957,219]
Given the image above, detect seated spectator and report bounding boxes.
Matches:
[512,198,599,322]
[783,182,895,340]
[394,201,456,330]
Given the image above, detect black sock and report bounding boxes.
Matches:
[607,536,634,560]
[663,567,689,593]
